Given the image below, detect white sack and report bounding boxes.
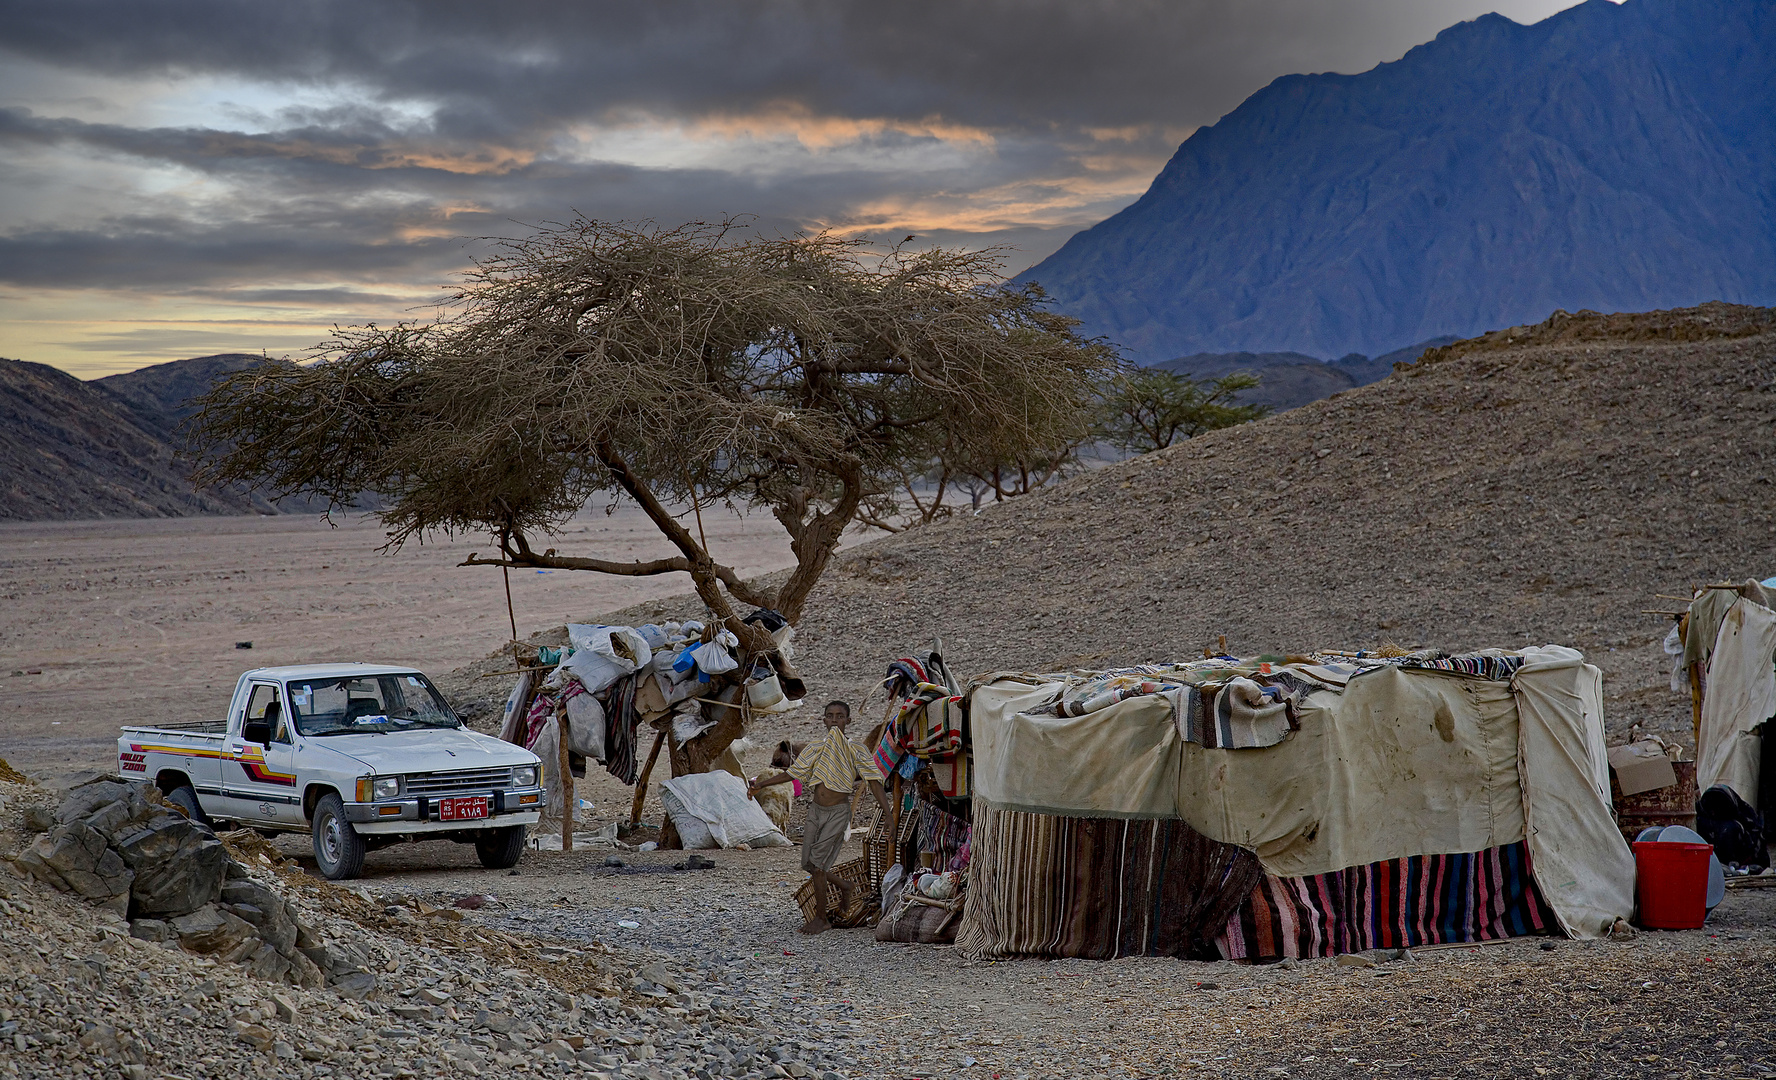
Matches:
[564,693,607,762]
[1697,598,1776,803]
[1511,646,1636,937]
[659,771,791,849]
[651,651,701,704]
[529,716,567,831]
[561,624,653,694]
[689,637,739,676]
[657,786,719,849]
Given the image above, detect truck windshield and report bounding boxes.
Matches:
[286,673,461,736]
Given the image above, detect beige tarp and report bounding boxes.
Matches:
[1511,646,1638,936]
[1697,597,1776,804]
[970,647,1634,937]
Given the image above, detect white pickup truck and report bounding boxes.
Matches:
[119,664,545,880]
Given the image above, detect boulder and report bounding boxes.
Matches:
[113,815,226,917]
[286,949,326,990]
[54,780,135,826]
[129,918,172,943]
[244,941,292,983]
[169,904,256,954]
[34,822,134,900]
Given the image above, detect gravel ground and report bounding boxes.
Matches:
[263,820,1776,1080]
[4,771,1775,1080]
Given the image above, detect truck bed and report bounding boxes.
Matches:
[121,719,228,737]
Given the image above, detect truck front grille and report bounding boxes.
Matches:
[403,767,512,796]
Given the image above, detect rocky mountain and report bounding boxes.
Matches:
[1022,0,1776,362]
[0,358,259,520]
[93,353,270,441]
[1157,337,1456,413]
[0,353,326,521]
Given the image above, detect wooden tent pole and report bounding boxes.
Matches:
[558,707,574,850]
[1679,613,1703,749]
[1689,663,1704,749]
[631,729,667,828]
[502,563,521,671]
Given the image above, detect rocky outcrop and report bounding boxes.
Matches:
[9,778,374,993]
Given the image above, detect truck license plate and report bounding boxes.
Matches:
[438,796,489,821]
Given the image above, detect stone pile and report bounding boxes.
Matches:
[7,778,378,994]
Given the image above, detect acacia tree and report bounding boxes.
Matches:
[192,218,1118,650]
[1097,368,1268,453]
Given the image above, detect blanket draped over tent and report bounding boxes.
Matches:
[959,646,1636,959]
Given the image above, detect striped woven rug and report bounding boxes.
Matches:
[1215,840,1556,961]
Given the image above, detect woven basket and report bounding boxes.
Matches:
[794,855,876,927]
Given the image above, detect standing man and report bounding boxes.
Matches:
[749,700,890,934]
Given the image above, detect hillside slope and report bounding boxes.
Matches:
[0,359,256,520]
[0,353,346,520]
[443,304,1776,750]
[1021,0,1776,361]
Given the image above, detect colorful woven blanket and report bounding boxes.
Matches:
[1215,840,1555,960]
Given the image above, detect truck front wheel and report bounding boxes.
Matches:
[475,825,527,870]
[311,793,367,880]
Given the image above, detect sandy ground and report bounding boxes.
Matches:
[0,508,828,785]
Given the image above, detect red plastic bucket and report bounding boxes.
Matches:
[1632,841,1712,929]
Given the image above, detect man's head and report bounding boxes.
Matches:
[822,700,851,730]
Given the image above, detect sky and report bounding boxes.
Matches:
[0,0,1583,379]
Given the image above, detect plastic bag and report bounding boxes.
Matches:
[498,671,532,746]
[561,624,653,694]
[658,771,791,849]
[1663,623,1686,693]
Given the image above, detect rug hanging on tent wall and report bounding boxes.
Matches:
[1215,840,1557,961]
[959,803,1261,960]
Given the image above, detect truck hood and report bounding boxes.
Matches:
[307,728,540,777]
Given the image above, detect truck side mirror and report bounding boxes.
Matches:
[242,719,272,747]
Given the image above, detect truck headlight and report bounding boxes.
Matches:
[511,766,537,788]
[372,776,401,800]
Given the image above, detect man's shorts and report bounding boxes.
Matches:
[801,797,852,874]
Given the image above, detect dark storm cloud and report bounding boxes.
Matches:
[0,1,1552,140]
[0,0,1573,368]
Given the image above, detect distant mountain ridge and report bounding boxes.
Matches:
[1022,0,1776,362]
[1156,337,1458,413]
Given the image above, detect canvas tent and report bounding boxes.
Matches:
[1687,580,1776,816]
[957,646,1636,962]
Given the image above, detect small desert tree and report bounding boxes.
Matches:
[1097,368,1268,454]
[192,218,1118,649]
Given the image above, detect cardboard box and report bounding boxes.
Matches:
[1607,741,1679,797]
